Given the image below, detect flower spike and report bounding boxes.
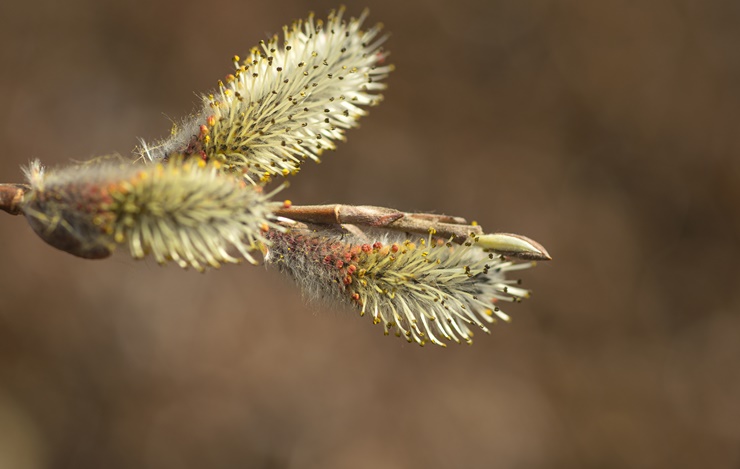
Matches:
[22,158,279,270]
[265,224,538,346]
[140,7,393,184]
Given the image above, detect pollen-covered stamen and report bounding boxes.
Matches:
[139,7,392,184]
[264,226,537,346]
[22,159,280,270]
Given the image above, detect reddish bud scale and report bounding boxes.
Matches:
[265,229,372,301]
[183,137,209,162]
[23,179,118,259]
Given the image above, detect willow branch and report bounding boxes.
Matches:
[274,204,551,261]
[1,184,550,261]
[0,183,28,216]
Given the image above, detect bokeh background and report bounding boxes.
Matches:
[1,0,739,467]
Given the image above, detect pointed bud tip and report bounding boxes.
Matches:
[476,233,552,261]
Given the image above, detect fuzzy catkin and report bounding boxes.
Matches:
[138,7,392,184]
[264,226,535,346]
[23,159,277,270]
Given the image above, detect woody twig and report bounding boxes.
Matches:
[273,204,551,261]
[0,183,28,216]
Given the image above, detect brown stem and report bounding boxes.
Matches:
[274,204,482,244]
[273,204,404,227]
[0,184,29,216]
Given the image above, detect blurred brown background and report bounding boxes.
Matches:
[1,0,739,468]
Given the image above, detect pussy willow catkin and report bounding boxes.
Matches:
[264,226,535,346]
[22,159,277,270]
[139,7,392,185]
